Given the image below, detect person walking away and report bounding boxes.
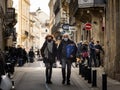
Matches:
[28,49,35,63]
[36,49,40,60]
[95,41,104,67]
[81,40,89,66]
[89,39,97,67]
[16,45,24,66]
[76,41,83,67]
[41,35,57,84]
[58,34,77,85]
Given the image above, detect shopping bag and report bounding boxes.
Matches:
[0,75,12,90]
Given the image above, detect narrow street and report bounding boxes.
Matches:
[13,61,94,90]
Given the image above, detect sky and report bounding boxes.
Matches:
[13,0,50,16]
[30,0,50,16]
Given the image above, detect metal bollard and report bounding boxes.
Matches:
[79,63,82,75]
[12,81,15,89]
[84,66,88,80]
[102,74,107,90]
[82,65,85,77]
[92,70,97,87]
[88,67,92,83]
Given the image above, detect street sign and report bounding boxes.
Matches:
[69,26,76,31]
[62,24,69,30]
[85,23,92,30]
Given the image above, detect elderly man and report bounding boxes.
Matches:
[58,34,77,85]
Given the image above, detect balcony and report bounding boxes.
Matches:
[5,8,17,27]
[69,0,106,16]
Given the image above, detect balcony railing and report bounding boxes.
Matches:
[5,8,16,27]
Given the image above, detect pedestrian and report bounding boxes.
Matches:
[58,34,77,85]
[28,49,35,63]
[16,45,24,66]
[81,40,89,66]
[36,49,40,59]
[76,41,83,66]
[95,41,104,67]
[89,39,97,67]
[41,34,57,84]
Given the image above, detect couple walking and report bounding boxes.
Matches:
[41,34,77,85]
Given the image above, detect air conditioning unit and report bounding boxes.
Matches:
[80,0,94,4]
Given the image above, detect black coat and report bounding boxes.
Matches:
[41,41,57,63]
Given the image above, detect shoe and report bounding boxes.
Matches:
[49,81,53,84]
[46,81,52,84]
[67,82,71,85]
[62,80,65,85]
[46,81,49,84]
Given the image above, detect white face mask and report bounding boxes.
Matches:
[63,38,68,41]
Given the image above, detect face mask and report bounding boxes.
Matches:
[48,39,52,42]
[63,38,68,41]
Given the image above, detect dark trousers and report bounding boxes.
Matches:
[96,53,101,66]
[90,53,97,67]
[45,63,53,82]
[61,58,72,83]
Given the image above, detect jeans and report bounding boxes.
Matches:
[89,53,97,67]
[45,63,53,82]
[61,58,72,83]
[96,53,101,66]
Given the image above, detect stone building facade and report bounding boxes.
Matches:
[0,0,6,50]
[0,0,16,50]
[30,9,50,50]
[13,0,30,50]
[104,0,120,81]
[48,0,56,34]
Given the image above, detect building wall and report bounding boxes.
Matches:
[104,0,120,81]
[13,0,30,50]
[30,10,50,50]
[0,0,6,50]
[7,0,13,7]
[49,0,56,34]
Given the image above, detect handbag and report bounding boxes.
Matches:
[0,75,12,90]
[82,52,88,58]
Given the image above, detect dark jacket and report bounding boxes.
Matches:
[95,44,104,54]
[28,51,35,57]
[57,39,77,62]
[89,42,95,54]
[41,41,57,63]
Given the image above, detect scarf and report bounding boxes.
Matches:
[44,41,53,58]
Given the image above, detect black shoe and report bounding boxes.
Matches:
[62,80,65,85]
[46,81,52,84]
[49,81,53,84]
[67,82,71,85]
[46,81,49,84]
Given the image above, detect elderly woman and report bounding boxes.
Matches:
[41,35,57,84]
